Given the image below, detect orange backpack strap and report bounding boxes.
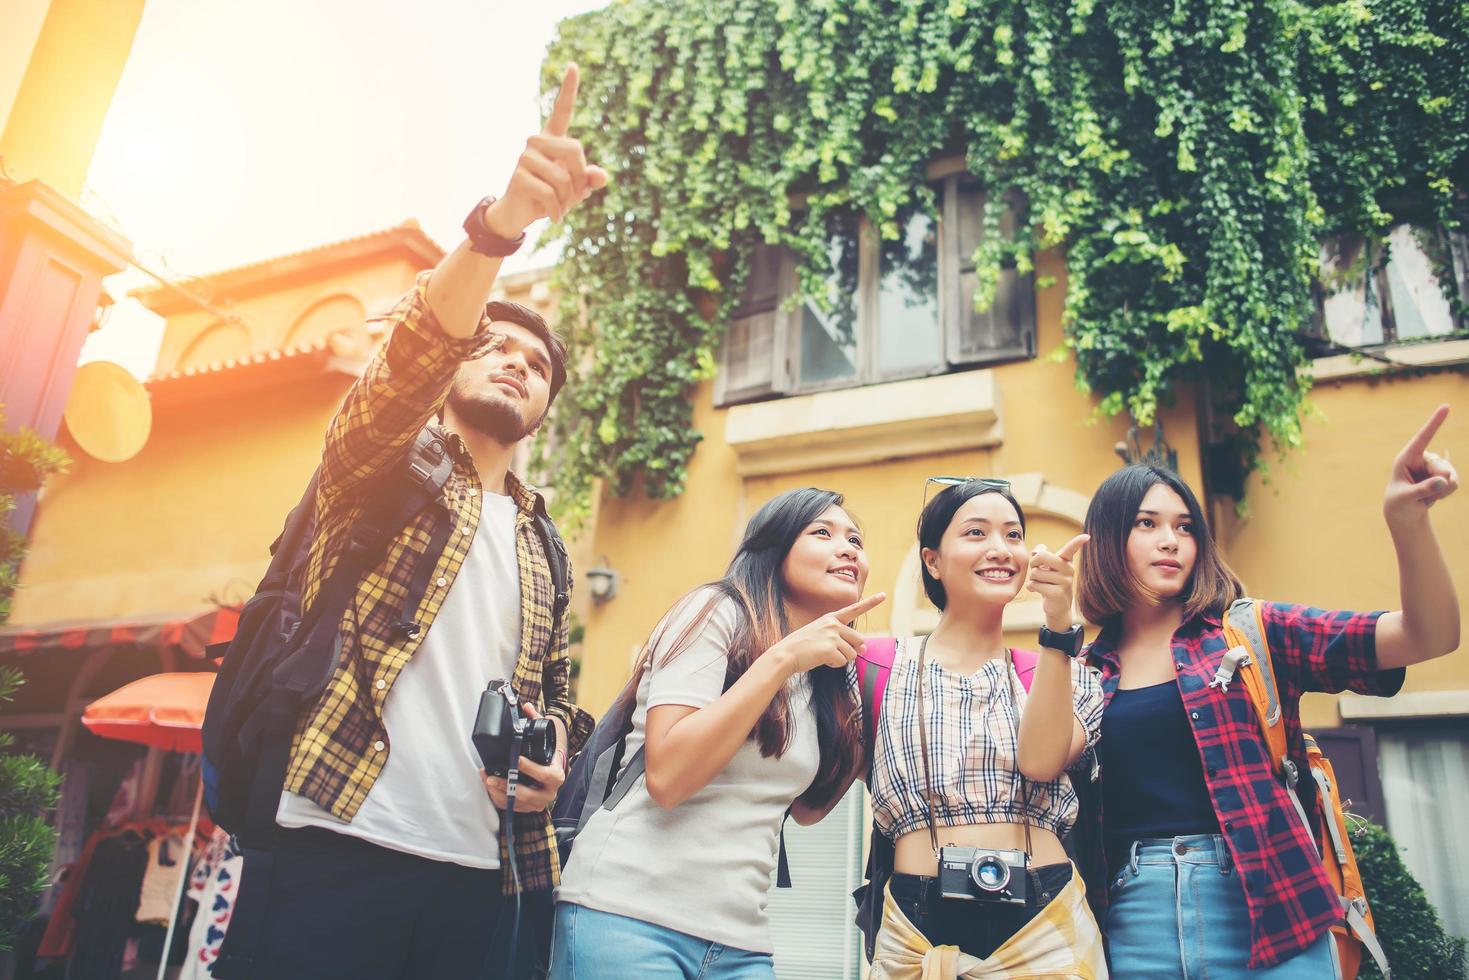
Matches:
[1221,598,1317,851]
[1225,602,1392,979]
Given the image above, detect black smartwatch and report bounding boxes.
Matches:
[462,196,526,258]
[1038,623,1085,657]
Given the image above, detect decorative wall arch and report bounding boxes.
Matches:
[887,472,1092,638]
[174,320,252,372]
[281,292,367,351]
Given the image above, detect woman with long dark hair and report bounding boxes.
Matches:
[550,487,883,979]
[1080,406,1460,978]
[865,478,1107,978]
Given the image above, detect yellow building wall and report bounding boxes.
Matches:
[151,258,432,375]
[13,378,348,624]
[12,249,433,627]
[576,249,1206,715]
[0,0,53,132]
[0,0,146,199]
[12,253,571,631]
[1219,369,1469,727]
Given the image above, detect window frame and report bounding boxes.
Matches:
[1313,224,1469,349]
[715,171,1038,407]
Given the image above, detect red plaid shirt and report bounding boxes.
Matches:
[1083,602,1401,968]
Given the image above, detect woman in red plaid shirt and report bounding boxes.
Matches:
[1078,405,1460,977]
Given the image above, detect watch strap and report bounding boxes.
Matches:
[1038,623,1084,657]
[463,196,525,258]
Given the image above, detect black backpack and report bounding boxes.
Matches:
[200,426,571,847]
[550,670,645,864]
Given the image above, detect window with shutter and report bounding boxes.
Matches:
[716,243,792,405]
[1316,225,1466,347]
[767,784,867,980]
[945,178,1036,366]
[716,168,1038,405]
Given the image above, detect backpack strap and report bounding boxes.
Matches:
[1222,599,1293,786]
[1222,598,1317,854]
[1347,899,1392,979]
[855,638,897,760]
[776,809,792,889]
[1009,648,1039,693]
[271,427,454,702]
[530,506,571,659]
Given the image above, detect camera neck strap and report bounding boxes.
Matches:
[914,636,1034,861]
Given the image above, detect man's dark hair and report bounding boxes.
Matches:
[484,300,568,403]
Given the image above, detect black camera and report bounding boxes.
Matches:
[937,845,1031,906]
[472,680,556,779]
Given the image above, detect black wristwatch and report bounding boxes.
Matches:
[1038,623,1085,657]
[462,196,526,257]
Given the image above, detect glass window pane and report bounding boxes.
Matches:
[876,209,942,376]
[1384,225,1457,341]
[1319,237,1385,346]
[798,216,860,386]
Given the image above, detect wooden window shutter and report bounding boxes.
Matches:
[716,243,791,406]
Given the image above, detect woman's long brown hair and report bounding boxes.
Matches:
[639,488,865,812]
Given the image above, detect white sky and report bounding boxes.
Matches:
[81,0,609,378]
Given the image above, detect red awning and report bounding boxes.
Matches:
[0,606,239,660]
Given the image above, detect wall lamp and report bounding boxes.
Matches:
[585,560,621,604]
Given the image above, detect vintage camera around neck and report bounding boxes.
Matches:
[937,844,1031,906]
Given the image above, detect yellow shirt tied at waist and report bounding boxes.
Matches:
[870,864,1108,980]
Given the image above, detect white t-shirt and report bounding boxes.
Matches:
[277,490,522,868]
[555,589,822,954]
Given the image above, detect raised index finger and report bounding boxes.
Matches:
[1057,533,1091,562]
[1401,404,1450,461]
[545,63,580,137]
[834,592,886,624]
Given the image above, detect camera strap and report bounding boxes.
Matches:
[914,637,1034,860]
[502,727,525,979]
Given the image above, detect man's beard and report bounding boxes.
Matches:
[444,382,537,445]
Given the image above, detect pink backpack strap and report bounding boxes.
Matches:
[855,637,897,755]
[1009,648,1039,693]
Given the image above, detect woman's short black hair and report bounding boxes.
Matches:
[916,481,1027,610]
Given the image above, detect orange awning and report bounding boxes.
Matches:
[0,606,238,660]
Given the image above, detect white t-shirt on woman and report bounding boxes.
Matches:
[555,588,821,954]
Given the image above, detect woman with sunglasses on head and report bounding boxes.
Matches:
[864,478,1108,978]
[1079,406,1460,978]
[549,487,884,980]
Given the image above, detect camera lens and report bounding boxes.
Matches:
[971,855,1011,892]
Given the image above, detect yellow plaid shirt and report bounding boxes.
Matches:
[283,271,594,893]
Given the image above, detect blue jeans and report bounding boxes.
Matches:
[548,902,775,980]
[1105,835,1340,979]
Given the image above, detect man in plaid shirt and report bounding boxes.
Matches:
[217,66,604,980]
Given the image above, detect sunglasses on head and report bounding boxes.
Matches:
[921,476,1012,511]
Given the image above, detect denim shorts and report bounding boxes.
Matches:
[1105,834,1340,979]
[548,902,774,980]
